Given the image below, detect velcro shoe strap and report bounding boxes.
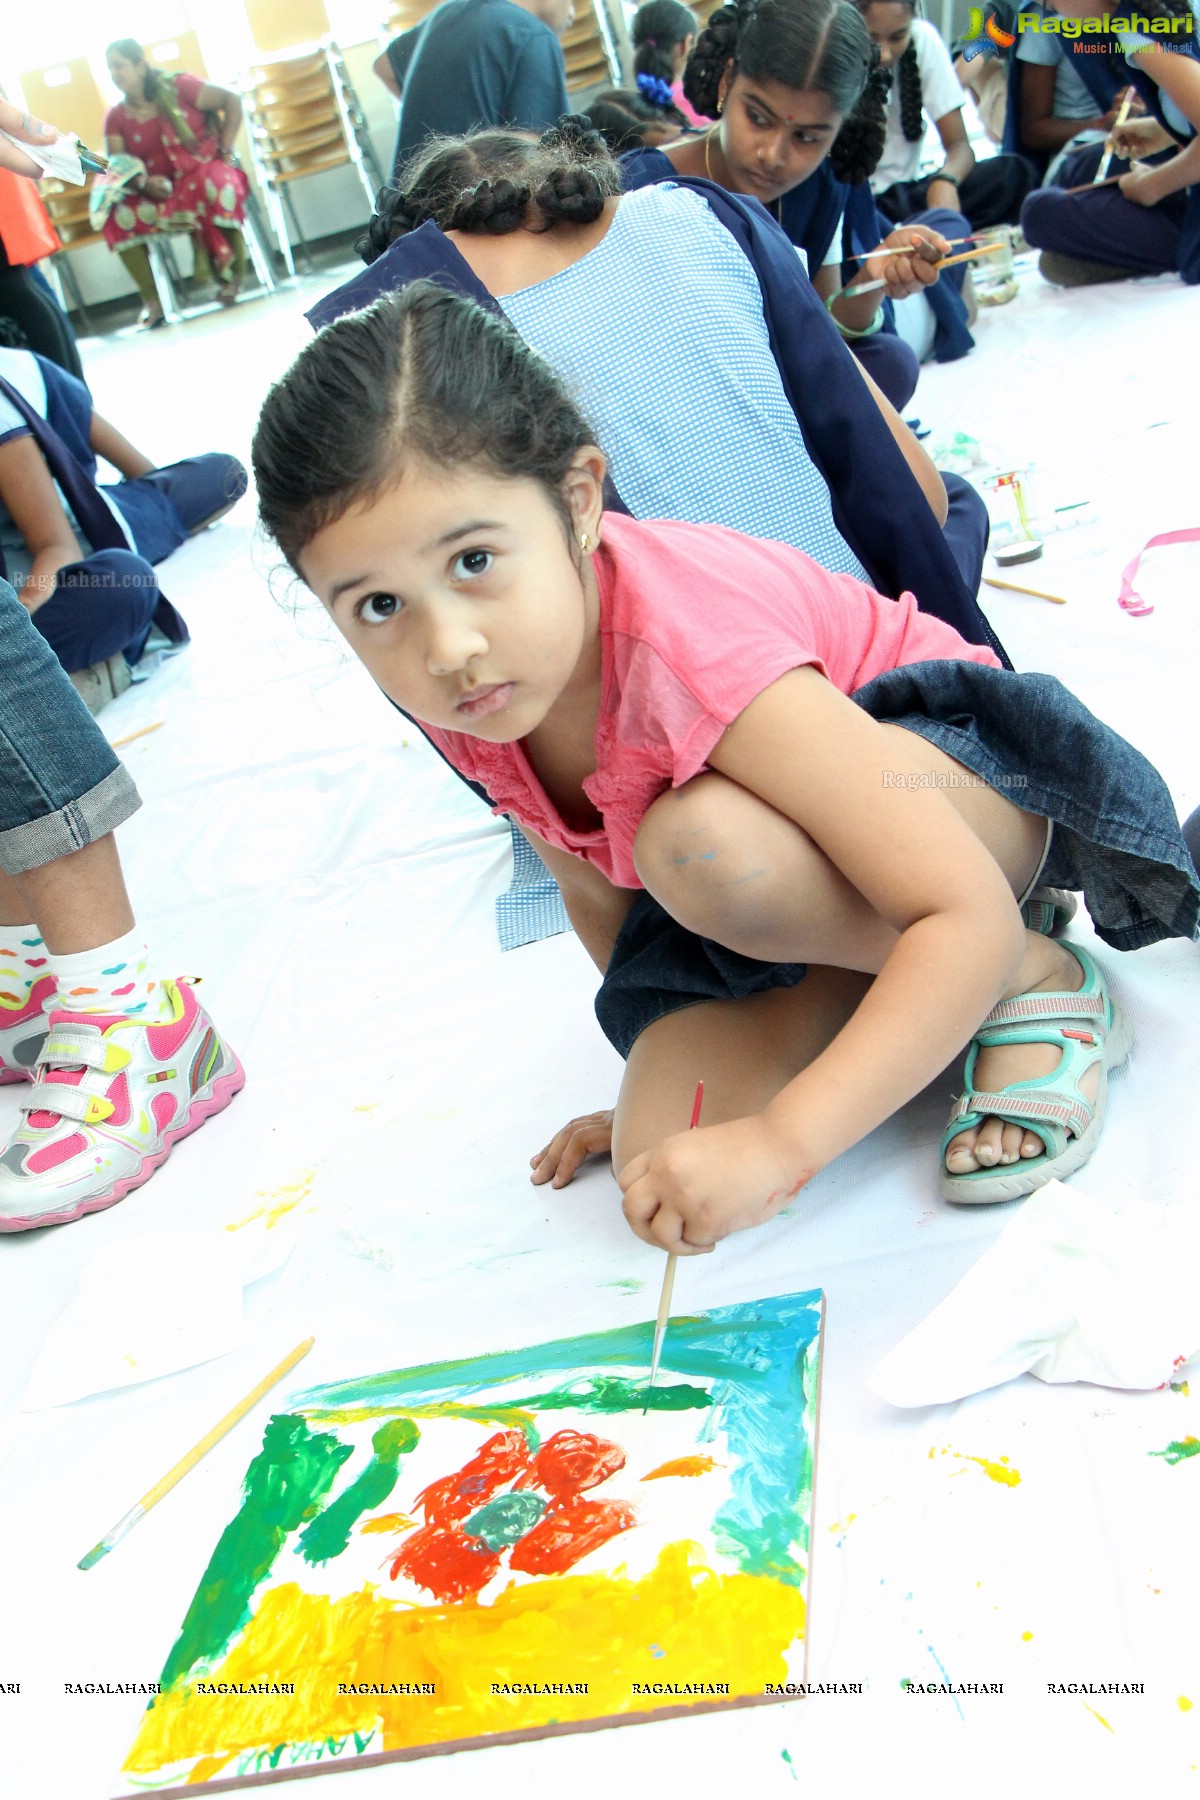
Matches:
[22,1080,96,1122]
[38,1030,129,1074]
[948,1086,1092,1140]
[979,989,1106,1030]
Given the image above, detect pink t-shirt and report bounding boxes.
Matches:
[671,80,707,128]
[423,514,1001,889]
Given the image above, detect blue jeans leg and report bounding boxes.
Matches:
[0,577,140,873]
[31,550,162,674]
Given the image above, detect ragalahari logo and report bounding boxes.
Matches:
[961,7,1018,56]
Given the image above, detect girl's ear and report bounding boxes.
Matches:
[716,59,735,114]
[562,444,607,547]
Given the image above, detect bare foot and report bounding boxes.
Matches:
[944,936,1101,1175]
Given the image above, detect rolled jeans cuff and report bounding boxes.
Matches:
[0,763,141,875]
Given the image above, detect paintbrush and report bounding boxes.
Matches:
[845,232,983,266]
[984,576,1068,605]
[1095,88,1135,185]
[842,239,1008,298]
[77,1338,315,1570]
[643,1080,704,1415]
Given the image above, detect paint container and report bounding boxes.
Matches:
[994,539,1045,566]
[971,226,1016,294]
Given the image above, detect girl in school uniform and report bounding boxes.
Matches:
[856,0,1033,226]
[253,281,1198,1245]
[631,0,705,128]
[338,122,996,652]
[1005,2,1129,184]
[621,0,974,410]
[1019,0,1200,284]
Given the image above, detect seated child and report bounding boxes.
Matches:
[0,331,246,700]
[252,282,1199,1247]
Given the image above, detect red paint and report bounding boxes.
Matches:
[388,1522,502,1601]
[508,1496,637,1575]
[415,1429,532,1525]
[519,1430,626,1499]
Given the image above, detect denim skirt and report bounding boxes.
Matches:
[595,659,1200,1059]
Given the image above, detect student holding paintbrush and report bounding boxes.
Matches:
[1020,0,1200,284]
[254,282,1199,1252]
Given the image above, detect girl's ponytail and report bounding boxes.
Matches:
[828,53,890,183]
[896,38,924,142]
[632,0,699,85]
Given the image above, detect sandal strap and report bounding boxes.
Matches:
[979,987,1106,1030]
[946,1085,1092,1140]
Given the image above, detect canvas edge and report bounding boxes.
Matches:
[111,1690,808,1798]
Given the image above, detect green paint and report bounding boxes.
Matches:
[463,1491,547,1549]
[298,1417,420,1565]
[158,1415,353,1693]
[1149,1435,1200,1466]
[501,1374,711,1415]
[601,1279,644,1293]
[782,1748,798,1780]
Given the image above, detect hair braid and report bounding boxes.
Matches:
[896,38,924,141]
[828,52,890,183]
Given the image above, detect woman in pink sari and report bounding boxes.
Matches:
[101,39,249,327]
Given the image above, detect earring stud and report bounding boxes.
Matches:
[579,531,591,553]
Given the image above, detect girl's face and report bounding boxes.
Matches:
[672,31,696,77]
[300,454,606,743]
[716,69,844,200]
[107,52,147,101]
[860,2,914,67]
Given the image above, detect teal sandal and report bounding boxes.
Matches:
[940,943,1133,1206]
[1021,886,1078,938]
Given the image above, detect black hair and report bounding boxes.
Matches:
[106,37,161,103]
[683,0,887,183]
[632,0,697,84]
[849,0,924,141]
[253,281,599,572]
[357,120,620,264]
[0,318,31,350]
[587,86,688,149]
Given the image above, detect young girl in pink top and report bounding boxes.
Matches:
[253,282,1198,1254]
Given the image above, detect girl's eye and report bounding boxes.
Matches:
[358,592,400,623]
[453,549,493,580]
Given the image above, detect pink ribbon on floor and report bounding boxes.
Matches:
[1119,527,1200,617]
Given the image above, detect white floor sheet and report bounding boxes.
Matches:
[1,256,1198,1799]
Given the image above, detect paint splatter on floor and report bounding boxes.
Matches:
[930,1447,1021,1486]
[226,1171,315,1231]
[1021,1631,1034,1642]
[1149,1436,1200,1466]
[1082,1702,1114,1733]
[1170,1380,1190,1396]
[601,1279,644,1294]
[1178,1696,1193,1713]
[781,1748,798,1780]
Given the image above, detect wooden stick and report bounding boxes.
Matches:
[842,239,1008,298]
[1095,88,1135,185]
[110,720,165,749]
[1062,172,1127,196]
[77,1338,316,1570]
[984,576,1068,606]
[643,1081,704,1414]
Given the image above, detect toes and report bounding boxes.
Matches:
[944,1127,981,1173]
[1020,1130,1044,1158]
[998,1123,1026,1165]
[969,1118,1007,1167]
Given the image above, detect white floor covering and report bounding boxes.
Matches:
[2,253,1199,1799]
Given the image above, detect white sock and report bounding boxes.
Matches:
[50,926,174,1022]
[0,926,51,1009]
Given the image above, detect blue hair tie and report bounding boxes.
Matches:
[636,72,675,108]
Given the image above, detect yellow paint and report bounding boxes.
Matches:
[1021,1631,1033,1642]
[931,1447,1021,1487]
[188,1753,237,1782]
[225,1172,315,1232]
[641,1455,720,1481]
[1179,1696,1194,1713]
[125,1543,805,1776]
[352,1103,379,1114]
[1082,1702,1114,1734]
[359,1513,415,1536]
[828,1513,858,1534]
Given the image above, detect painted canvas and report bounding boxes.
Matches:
[119,1289,823,1794]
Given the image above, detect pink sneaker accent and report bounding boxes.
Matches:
[0,980,244,1232]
